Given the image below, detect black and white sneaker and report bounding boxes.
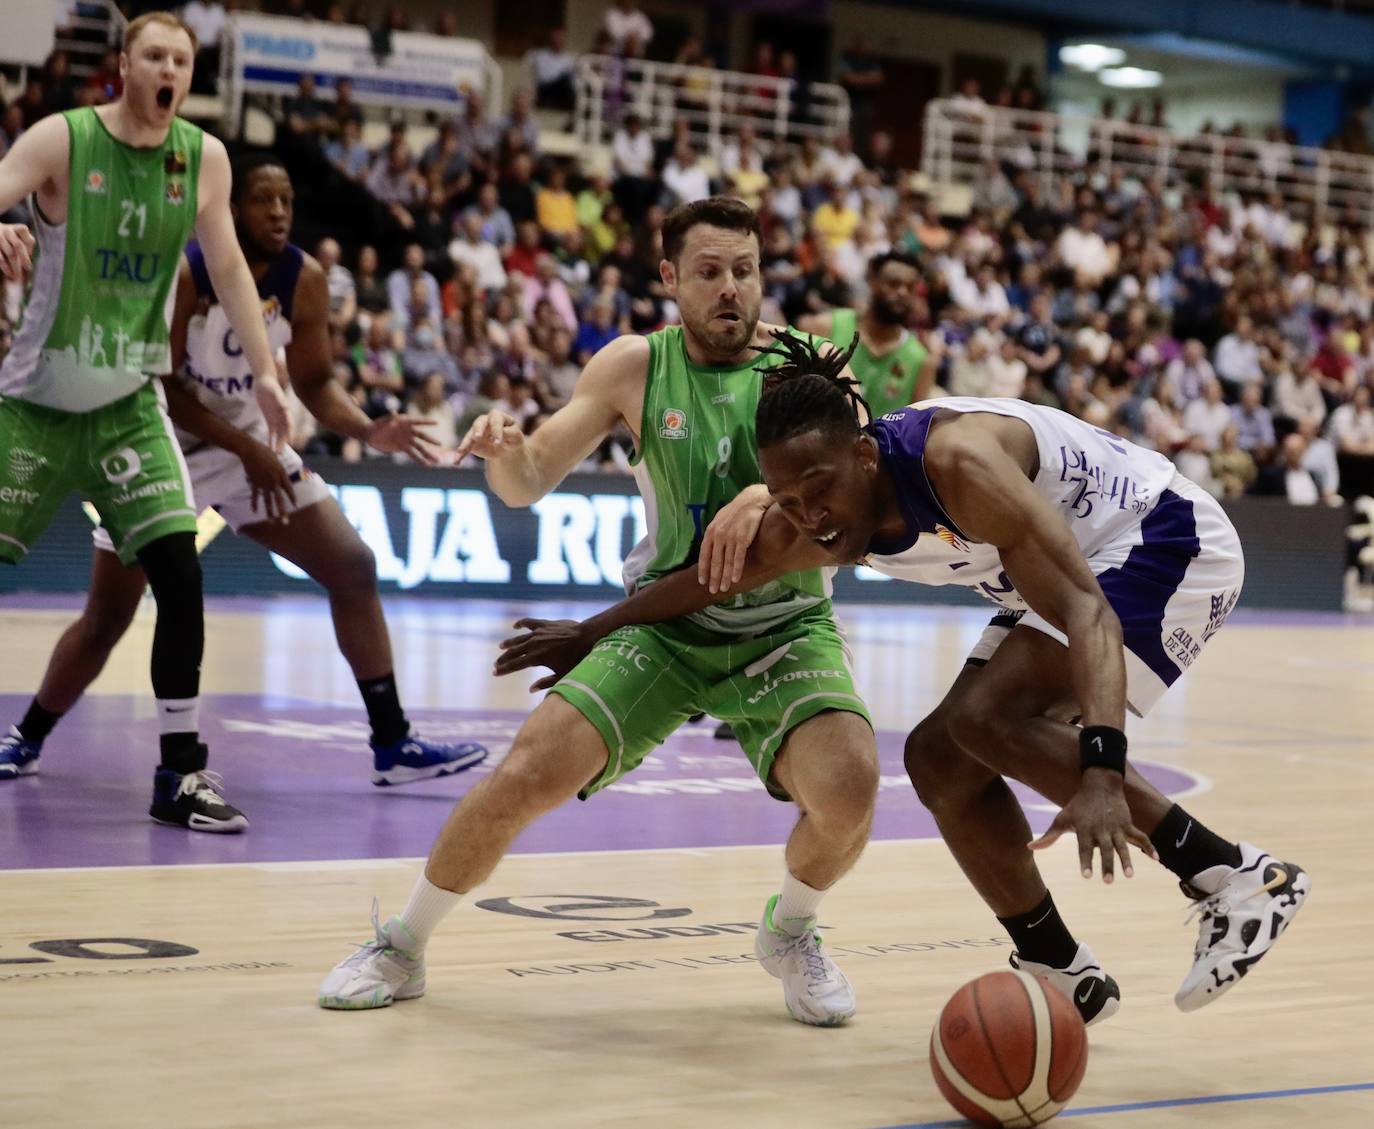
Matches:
[1174,841,1310,1012]
[150,766,249,833]
[1010,942,1121,1027]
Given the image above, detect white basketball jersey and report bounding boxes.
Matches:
[173,241,301,452]
[861,398,1182,611]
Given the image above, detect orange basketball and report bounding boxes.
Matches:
[929,970,1088,1128]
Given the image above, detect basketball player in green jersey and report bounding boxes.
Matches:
[0,13,289,831]
[319,198,879,1027]
[798,250,937,417]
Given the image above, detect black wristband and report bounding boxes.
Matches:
[1080,726,1127,774]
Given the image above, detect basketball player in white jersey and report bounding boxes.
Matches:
[0,156,487,814]
[496,334,1311,1022]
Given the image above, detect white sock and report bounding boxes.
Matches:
[397,875,463,951]
[156,697,199,737]
[774,871,827,936]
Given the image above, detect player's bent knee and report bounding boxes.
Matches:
[905,713,996,816]
[488,699,610,815]
[318,541,378,596]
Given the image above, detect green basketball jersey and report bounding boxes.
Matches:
[828,308,928,418]
[625,324,831,635]
[0,107,203,412]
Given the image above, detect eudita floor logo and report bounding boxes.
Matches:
[475,895,692,922]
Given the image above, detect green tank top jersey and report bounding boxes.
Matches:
[624,324,832,635]
[828,308,928,418]
[0,107,203,412]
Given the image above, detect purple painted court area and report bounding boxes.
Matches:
[0,693,1200,871]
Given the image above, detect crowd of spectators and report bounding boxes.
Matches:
[8,6,1373,517]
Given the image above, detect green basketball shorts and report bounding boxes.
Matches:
[550,600,872,800]
[0,382,197,566]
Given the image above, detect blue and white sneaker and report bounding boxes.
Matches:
[370,732,488,786]
[0,727,41,779]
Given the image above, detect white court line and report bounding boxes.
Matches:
[0,838,953,878]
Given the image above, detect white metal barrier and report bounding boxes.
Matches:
[50,0,123,77]
[921,97,1374,225]
[574,54,849,156]
[222,14,502,137]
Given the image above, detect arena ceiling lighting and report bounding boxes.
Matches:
[1058,43,1127,72]
[1097,66,1164,88]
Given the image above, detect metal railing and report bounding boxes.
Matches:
[921,97,1374,225]
[574,54,849,157]
[53,0,124,77]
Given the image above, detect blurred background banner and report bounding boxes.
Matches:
[0,460,1346,608]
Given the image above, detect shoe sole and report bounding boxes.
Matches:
[150,813,249,834]
[318,984,425,1010]
[371,750,487,786]
[0,762,39,779]
[1176,863,1311,1012]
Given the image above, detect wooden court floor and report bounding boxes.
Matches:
[1,595,1371,1129]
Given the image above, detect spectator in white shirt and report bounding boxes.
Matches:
[604,0,654,52]
[407,372,459,450]
[181,0,226,46]
[1163,338,1215,404]
[1272,361,1326,430]
[448,211,508,296]
[1296,417,1341,502]
[315,238,356,332]
[387,244,442,329]
[611,112,657,220]
[1212,315,1263,398]
[662,143,712,207]
[180,0,226,93]
[1329,385,1374,498]
[820,134,864,189]
[1279,433,1321,506]
[1056,209,1114,284]
[1074,310,1112,366]
[951,262,1010,324]
[1182,379,1233,451]
[527,26,575,111]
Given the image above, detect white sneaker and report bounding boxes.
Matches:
[1175,842,1311,1012]
[318,899,426,1010]
[754,894,856,1027]
[1010,942,1121,1027]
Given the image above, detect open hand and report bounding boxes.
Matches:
[238,438,297,523]
[699,484,771,593]
[365,413,440,464]
[1028,769,1156,883]
[493,618,594,691]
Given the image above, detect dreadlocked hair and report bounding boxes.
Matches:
[754,331,869,448]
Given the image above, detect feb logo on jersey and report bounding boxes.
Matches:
[934,523,969,552]
[659,407,689,439]
[165,180,185,206]
[85,169,107,195]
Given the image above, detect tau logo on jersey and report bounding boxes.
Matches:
[84,169,107,195]
[659,407,689,439]
[8,447,47,485]
[260,296,283,326]
[165,180,185,206]
[934,523,969,552]
[95,248,161,283]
